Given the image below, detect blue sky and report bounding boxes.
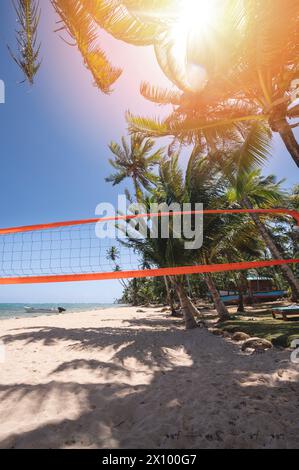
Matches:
[0,2,298,303]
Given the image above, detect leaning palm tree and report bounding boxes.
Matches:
[122,196,199,329]
[105,145,200,327]
[105,135,163,202]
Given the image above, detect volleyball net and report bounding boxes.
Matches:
[0,209,298,285]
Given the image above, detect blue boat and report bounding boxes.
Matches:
[209,276,288,305]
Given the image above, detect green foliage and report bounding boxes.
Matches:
[119,277,167,305]
[105,134,164,201]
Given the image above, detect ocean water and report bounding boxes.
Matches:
[0,303,119,320]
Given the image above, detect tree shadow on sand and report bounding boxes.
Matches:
[1,318,185,369]
[0,323,299,449]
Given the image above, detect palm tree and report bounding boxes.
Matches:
[182,151,231,320]
[147,152,266,321]
[215,217,265,313]
[121,197,199,329]
[153,151,233,321]
[105,135,163,202]
[105,134,163,307]
[225,164,299,300]
[126,0,299,167]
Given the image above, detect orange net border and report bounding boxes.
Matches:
[0,209,298,285]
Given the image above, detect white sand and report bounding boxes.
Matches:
[0,306,298,449]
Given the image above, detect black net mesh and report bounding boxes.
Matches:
[0,223,138,279]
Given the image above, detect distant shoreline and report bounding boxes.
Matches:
[0,303,128,321]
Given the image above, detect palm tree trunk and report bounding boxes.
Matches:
[237,272,247,313]
[204,273,230,321]
[278,126,299,168]
[270,116,299,168]
[186,295,201,318]
[247,279,254,305]
[237,288,245,313]
[186,275,192,297]
[133,176,142,203]
[164,275,176,315]
[132,278,138,306]
[243,198,299,301]
[175,281,198,329]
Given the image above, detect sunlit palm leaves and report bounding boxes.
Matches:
[9,0,41,84]
[51,0,166,93]
[52,0,122,94]
[223,122,272,173]
[127,101,266,156]
[8,1,299,165]
[82,0,164,46]
[127,0,299,166]
[140,81,182,106]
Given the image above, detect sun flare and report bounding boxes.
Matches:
[170,0,220,91]
[177,0,219,31]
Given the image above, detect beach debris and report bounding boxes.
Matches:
[241,337,273,352]
[208,327,228,337]
[222,331,231,338]
[232,332,251,342]
[170,310,183,317]
[136,309,146,313]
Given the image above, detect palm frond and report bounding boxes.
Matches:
[154,37,192,92]
[108,141,127,160]
[52,0,122,94]
[228,122,272,173]
[9,0,41,84]
[82,0,164,46]
[126,111,171,136]
[105,171,127,185]
[288,104,299,119]
[245,0,299,71]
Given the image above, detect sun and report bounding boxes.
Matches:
[171,0,219,45]
[169,0,220,91]
[177,0,219,31]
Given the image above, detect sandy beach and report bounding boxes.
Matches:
[0,305,298,449]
